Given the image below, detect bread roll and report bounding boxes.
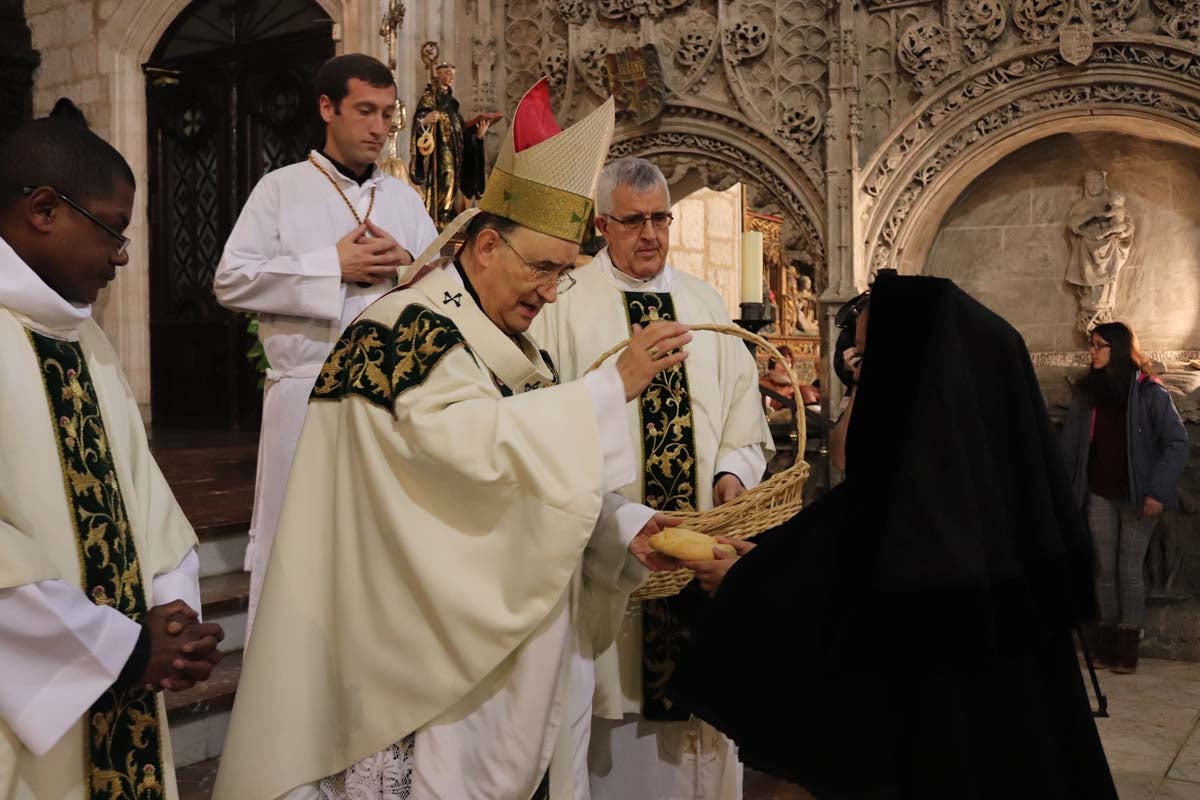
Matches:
[649,528,737,561]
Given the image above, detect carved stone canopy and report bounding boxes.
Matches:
[860,39,1200,275]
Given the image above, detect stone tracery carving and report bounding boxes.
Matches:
[868,65,1200,267]
[543,50,570,91]
[554,0,593,25]
[651,6,720,92]
[676,30,716,69]
[1090,0,1140,32]
[778,103,825,154]
[1012,0,1069,43]
[897,22,953,95]
[596,0,687,20]
[502,0,830,223]
[1159,0,1200,38]
[723,20,771,64]
[505,0,569,110]
[955,0,1007,62]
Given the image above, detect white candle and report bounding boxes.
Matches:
[740,230,764,304]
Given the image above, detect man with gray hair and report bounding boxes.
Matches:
[532,157,772,800]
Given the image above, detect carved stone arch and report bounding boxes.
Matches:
[609,111,828,285]
[858,38,1200,274]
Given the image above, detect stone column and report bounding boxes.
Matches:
[821,0,864,416]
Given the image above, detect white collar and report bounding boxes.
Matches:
[0,235,91,337]
[595,247,674,292]
[307,149,385,190]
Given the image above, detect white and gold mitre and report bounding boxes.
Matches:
[404,78,615,278]
[479,78,615,243]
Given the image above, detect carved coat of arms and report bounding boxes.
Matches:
[604,45,667,125]
[1059,0,1094,66]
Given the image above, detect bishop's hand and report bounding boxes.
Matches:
[629,512,685,572]
[616,322,692,402]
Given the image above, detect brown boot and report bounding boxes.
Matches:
[1093,624,1119,668]
[1112,624,1141,674]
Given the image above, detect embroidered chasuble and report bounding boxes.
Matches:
[0,298,196,800]
[26,332,167,799]
[214,263,624,800]
[621,292,703,721]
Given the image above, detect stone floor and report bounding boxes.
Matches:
[743,657,1200,800]
[1088,657,1200,799]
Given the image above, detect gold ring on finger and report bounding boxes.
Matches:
[648,346,659,357]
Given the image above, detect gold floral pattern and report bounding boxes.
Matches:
[311,305,472,411]
[622,292,701,721]
[28,331,165,800]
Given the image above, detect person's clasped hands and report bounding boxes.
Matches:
[130,600,225,693]
[337,219,415,286]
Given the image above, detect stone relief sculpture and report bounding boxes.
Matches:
[1065,169,1136,332]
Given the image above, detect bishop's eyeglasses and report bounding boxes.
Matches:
[496,231,577,294]
[23,186,131,258]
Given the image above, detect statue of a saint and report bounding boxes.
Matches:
[794,274,820,334]
[1065,169,1136,332]
[410,63,497,229]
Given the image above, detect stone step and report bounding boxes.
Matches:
[198,531,248,579]
[200,571,250,653]
[167,650,241,769]
[176,756,220,800]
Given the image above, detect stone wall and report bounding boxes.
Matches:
[924,132,1200,354]
[668,183,742,319]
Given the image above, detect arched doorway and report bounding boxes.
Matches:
[145,0,335,429]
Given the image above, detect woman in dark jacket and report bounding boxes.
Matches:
[1062,322,1189,673]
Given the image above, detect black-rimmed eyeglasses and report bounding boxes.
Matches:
[22,186,130,258]
[602,212,674,232]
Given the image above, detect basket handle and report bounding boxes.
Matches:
[585,323,807,455]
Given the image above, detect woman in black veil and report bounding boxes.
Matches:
[670,273,1116,799]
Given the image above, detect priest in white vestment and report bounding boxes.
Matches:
[214,79,692,800]
[213,54,438,634]
[531,157,773,800]
[0,118,224,799]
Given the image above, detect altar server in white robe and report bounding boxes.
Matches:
[213,53,438,633]
[531,157,774,800]
[0,117,225,799]
[214,79,689,800]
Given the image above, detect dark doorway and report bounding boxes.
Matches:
[0,0,39,140]
[145,0,334,429]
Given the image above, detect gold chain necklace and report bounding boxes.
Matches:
[308,154,376,224]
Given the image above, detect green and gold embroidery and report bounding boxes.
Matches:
[28,331,165,800]
[624,292,699,512]
[622,292,701,721]
[311,305,471,411]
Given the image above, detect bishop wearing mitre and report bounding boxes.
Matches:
[213,79,691,800]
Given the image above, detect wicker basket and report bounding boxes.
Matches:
[587,323,810,599]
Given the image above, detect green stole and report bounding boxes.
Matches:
[622,291,702,721]
[28,331,166,800]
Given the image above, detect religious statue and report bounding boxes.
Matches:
[410,62,498,229]
[1065,169,1136,332]
[793,273,820,334]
